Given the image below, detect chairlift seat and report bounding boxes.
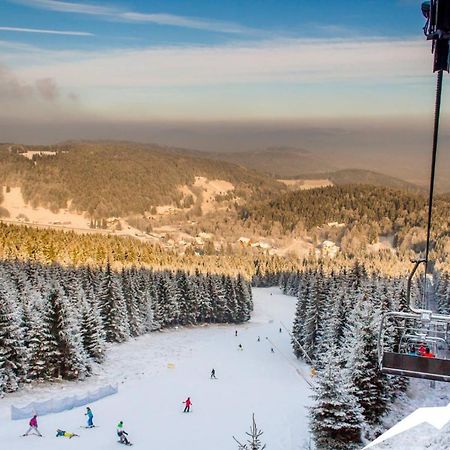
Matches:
[382,351,450,382]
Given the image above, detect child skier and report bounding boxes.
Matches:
[23,414,42,437]
[117,421,132,446]
[85,406,94,428]
[183,397,192,412]
[56,429,79,438]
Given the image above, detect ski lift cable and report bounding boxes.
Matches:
[264,335,314,388]
[423,68,443,308]
[280,321,315,366]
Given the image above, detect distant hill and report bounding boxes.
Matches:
[0,141,283,218]
[200,148,419,191]
[201,146,336,177]
[302,169,422,192]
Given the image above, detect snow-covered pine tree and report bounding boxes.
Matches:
[196,273,213,323]
[80,287,106,363]
[310,346,363,450]
[235,274,252,322]
[210,274,228,323]
[0,274,28,393]
[97,262,130,342]
[154,272,179,327]
[292,270,310,358]
[46,287,90,379]
[121,268,145,337]
[176,270,197,325]
[304,268,327,361]
[344,296,389,429]
[223,275,238,322]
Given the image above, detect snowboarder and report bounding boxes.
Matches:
[85,406,94,428]
[117,421,132,445]
[23,414,42,437]
[183,397,192,412]
[56,429,79,438]
[238,344,243,351]
[257,336,260,342]
[210,368,217,379]
[235,330,238,337]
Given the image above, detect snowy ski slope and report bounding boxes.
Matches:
[0,287,313,450]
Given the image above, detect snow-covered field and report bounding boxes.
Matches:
[0,288,313,450]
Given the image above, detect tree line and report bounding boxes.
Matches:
[0,259,253,394]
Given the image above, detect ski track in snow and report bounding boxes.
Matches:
[0,287,312,450]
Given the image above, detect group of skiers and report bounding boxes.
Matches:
[21,326,283,445]
[23,407,95,439]
[22,397,197,446]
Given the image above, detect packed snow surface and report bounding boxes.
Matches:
[0,287,313,450]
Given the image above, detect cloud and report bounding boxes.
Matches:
[35,77,59,100]
[13,0,254,34]
[0,26,93,36]
[0,63,67,103]
[0,64,33,99]
[13,37,430,89]
[15,0,115,15]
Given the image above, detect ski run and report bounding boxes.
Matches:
[0,288,312,450]
[1,287,450,449]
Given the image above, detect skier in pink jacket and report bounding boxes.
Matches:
[23,415,42,437]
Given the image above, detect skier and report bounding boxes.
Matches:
[271,348,275,353]
[183,397,192,413]
[279,327,282,333]
[117,421,132,446]
[238,344,243,351]
[85,406,94,428]
[210,368,217,379]
[257,336,260,342]
[235,330,238,337]
[23,414,42,437]
[56,429,79,438]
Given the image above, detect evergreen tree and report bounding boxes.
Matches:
[310,347,363,450]
[344,297,389,428]
[0,277,27,393]
[97,263,130,342]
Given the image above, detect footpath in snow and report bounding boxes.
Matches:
[0,287,313,450]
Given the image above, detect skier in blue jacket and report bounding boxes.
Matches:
[85,407,94,428]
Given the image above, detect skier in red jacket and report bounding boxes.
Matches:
[183,397,192,413]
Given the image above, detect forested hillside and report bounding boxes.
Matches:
[240,184,450,261]
[301,169,420,191]
[0,142,282,217]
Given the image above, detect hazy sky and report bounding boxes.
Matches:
[0,0,449,176]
